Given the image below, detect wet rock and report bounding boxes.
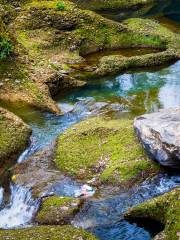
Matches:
[12,142,66,198]
[0,225,97,240]
[45,72,86,97]
[125,188,180,240]
[36,196,81,225]
[134,108,180,168]
[71,98,127,116]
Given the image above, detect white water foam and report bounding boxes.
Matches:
[0,184,39,229]
[0,187,4,205]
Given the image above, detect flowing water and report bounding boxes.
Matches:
[0,5,179,238]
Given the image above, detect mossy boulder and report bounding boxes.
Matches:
[36,196,81,225]
[55,117,160,185]
[0,107,31,163]
[125,188,180,240]
[0,225,97,239]
[0,107,31,181]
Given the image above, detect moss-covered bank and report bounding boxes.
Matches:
[55,117,160,185]
[0,0,179,113]
[125,188,180,240]
[0,18,61,113]
[0,225,97,239]
[0,107,31,183]
[72,0,156,11]
[0,107,31,164]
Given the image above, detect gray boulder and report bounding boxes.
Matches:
[134,108,180,168]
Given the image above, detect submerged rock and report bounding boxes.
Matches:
[0,225,97,239]
[134,108,180,168]
[125,188,180,240]
[36,196,81,225]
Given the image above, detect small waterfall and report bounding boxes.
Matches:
[0,184,39,229]
[0,187,3,206]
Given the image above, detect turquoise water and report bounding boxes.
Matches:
[58,61,180,115]
[0,55,180,240]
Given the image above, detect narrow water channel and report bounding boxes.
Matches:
[0,5,179,238]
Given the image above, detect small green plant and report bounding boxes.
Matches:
[56,2,65,10]
[0,38,12,60]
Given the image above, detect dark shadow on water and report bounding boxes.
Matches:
[127,217,164,238]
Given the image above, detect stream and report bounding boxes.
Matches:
[0,5,179,240]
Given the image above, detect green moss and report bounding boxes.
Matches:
[0,225,97,239]
[36,196,80,225]
[56,2,66,10]
[55,117,160,184]
[124,18,176,46]
[41,196,74,207]
[0,107,31,176]
[125,188,180,240]
[95,49,179,76]
[25,0,74,11]
[0,19,13,60]
[74,0,155,11]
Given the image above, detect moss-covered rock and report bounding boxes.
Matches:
[55,117,160,185]
[125,188,180,240]
[95,49,179,76]
[0,17,61,113]
[0,107,31,163]
[36,196,81,225]
[0,225,97,239]
[0,107,31,182]
[72,0,156,12]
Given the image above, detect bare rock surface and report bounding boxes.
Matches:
[134,108,180,168]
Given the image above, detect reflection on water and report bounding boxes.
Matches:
[0,61,179,160]
[59,60,180,115]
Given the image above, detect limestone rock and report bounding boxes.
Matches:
[134,108,180,168]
